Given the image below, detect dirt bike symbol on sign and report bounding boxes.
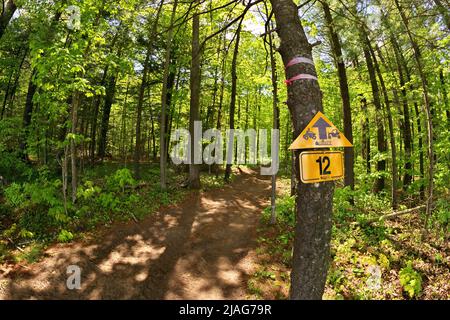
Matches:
[303,128,317,140]
[328,129,341,139]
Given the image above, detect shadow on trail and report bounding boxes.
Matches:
[2,170,270,299]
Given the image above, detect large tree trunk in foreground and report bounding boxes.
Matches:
[0,0,16,39]
[188,7,201,189]
[271,0,334,300]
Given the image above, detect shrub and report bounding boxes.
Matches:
[399,262,422,299]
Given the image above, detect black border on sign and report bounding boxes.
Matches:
[300,151,344,183]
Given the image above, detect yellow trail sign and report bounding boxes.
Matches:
[299,151,344,184]
[289,111,352,149]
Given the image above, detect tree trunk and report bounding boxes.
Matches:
[70,91,80,203]
[20,72,37,160]
[160,0,178,189]
[134,0,163,179]
[363,36,386,193]
[394,0,434,227]
[271,0,334,300]
[98,74,117,159]
[361,96,371,174]
[224,20,243,182]
[393,42,413,188]
[267,18,280,225]
[439,69,449,127]
[369,44,398,209]
[322,1,354,191]
[188,7,201,189]
[0,0,16,39]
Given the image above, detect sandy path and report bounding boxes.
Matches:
[0,168,270,299]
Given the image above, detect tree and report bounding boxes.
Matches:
[133,0,164,179]
[224,18,243,183]
[160,0,178,189]
[188,4,201,189]
[321,0,354,191]
[394,0,434,227]
[271,0,334,300]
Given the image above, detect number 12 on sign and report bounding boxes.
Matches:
[299,151,344,183]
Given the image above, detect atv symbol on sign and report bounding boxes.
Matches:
[328,129,340,139]
[303,128,316,140]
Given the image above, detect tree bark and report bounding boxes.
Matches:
[271,0,334,300]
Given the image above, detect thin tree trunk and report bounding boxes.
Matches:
[70,91,80,203]
[225,19,243,182]
[369,44,398,209]
[439,69,449,127]
[98,74,117,159]
[363,35,386,193]
[361,96,371,174]
[271,0,334,300]
[1,69,14,120]
[20,72,37,160]
[188,6,201,189]
[394,0,434,228]
[322,1,354,191]
[268,26,280,225]
[160,0,178,189]
[387,28,413,188]
[134,0,164,179]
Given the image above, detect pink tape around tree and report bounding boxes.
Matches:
[285,74,318,86]
[285,56,315,69]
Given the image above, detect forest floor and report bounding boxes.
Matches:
[249,179,450,300]
[0,167,448,300]
[0,167,271,299]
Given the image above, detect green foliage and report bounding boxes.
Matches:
[106,168,136,192]
[0,118,32,182]
[15,243,46,264]
[4,183,25,207]
[399,262,422,299]
[57,229,74,243]
[262,194,295,227]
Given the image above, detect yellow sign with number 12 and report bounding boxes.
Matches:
[299,151,344,184]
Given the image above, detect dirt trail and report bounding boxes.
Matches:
[0,168,270,299]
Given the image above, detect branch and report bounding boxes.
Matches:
[363,205,426,224]
[200,0,263,50]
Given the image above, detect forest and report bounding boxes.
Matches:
[0,0,449,300]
